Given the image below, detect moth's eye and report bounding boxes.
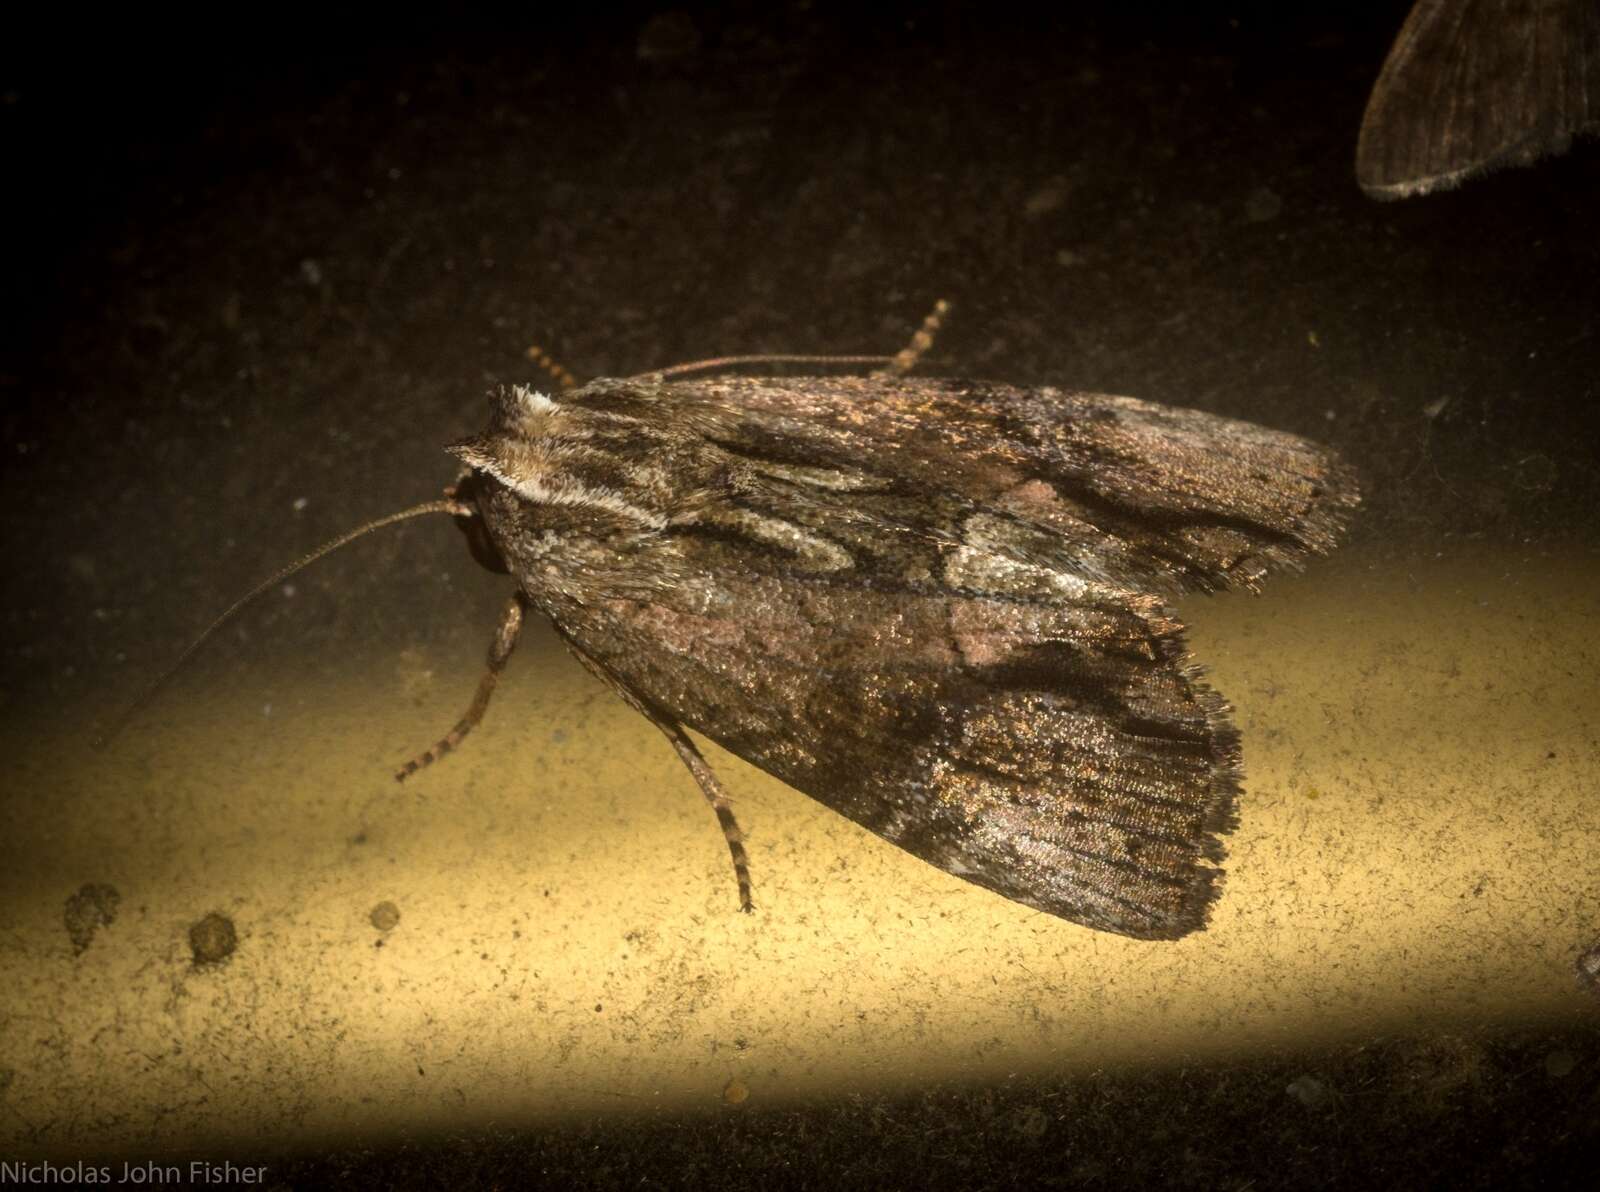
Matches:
[453,470,510,576]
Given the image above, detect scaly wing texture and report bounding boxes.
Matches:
[656,374,1357,595]
[484,376,1358,938]
[1358,0,1600,198]
[558,565,1241,940]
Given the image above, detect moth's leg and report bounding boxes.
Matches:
[565,646,755,913]
[655,723,755,914]
[524,344,579,390]
[877,298,952,377]
[395,592,527,783]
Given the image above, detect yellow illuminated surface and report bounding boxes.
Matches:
[1,546,1596,1157]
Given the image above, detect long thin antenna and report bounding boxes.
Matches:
[97,497,472,747]
[634,353,895,381]
[633,300,952,382]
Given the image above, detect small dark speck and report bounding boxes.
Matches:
[1286,1074,1330,1110]
[64,882,121,955]
[189,912,238,966]
[370,900,401,932]
[637,10,701,61]
[1245,186,1283,223]
[550,728,568,744]
[1011,1105,1050,1140]
[351,831,368,846]
[481,952,490,960]
[595,1003,603,1013]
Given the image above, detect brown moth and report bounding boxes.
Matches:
[120,304,1357,939]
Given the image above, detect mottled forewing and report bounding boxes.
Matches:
[647,374,1357,594]
[1358,0,1600,199]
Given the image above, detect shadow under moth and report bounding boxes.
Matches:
[121,302,1357,940]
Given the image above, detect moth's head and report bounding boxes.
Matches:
[445,384,698,575]
[445,468,511,575]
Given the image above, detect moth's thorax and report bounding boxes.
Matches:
[448,382,720,606]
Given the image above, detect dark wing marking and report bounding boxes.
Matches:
[1358,0,1600,199]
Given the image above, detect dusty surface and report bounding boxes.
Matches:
[2,3,1597,1185]
[3,547,1597,1170]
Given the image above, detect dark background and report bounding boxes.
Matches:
[3,3,1597,1186]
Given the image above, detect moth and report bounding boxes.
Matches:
[119,303,1357,940]
[1358,0,1600,199]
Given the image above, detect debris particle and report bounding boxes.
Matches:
[1286,1074,1331,1110]
[638,10,702,60]
[64,882,121,955]
[1011,1105,1050,1139]
[1577,939,1600,997]
[1245,186,1283,222]
[1544,1050,1575,1078]
[189,912,238,966]
[1024,176,1071,218]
